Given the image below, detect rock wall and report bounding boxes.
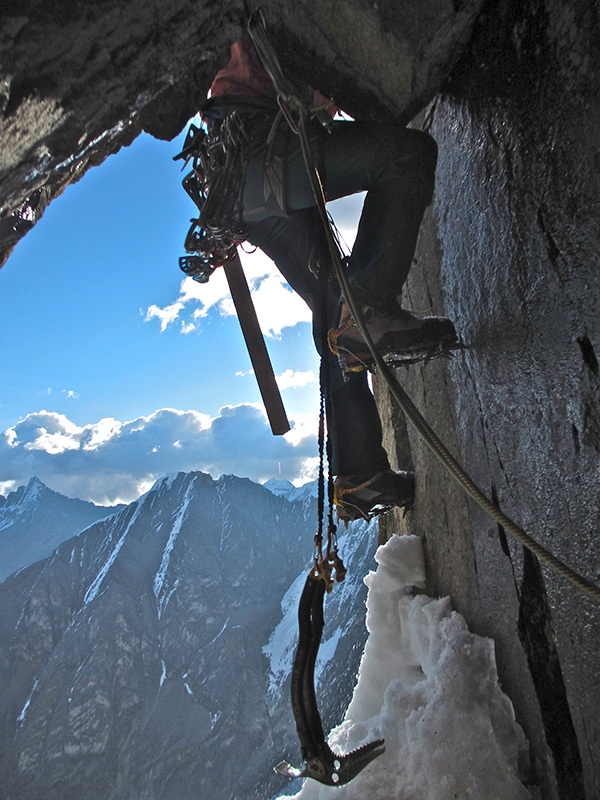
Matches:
[377,1,600,798]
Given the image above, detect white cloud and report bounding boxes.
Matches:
[144,248,311,337]
[22,413,82,454]
[0,406,318,506]
[276,369,317,390]
[145,299,186,332]
[294,456,320,486]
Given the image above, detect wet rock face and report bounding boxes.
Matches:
[379,0,600,798]
[0,0,484,264]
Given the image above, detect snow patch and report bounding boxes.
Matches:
[17,679,38,724]
[209,616,230,645]
[154,477,196,616]
[263,570,306,701]
[83,503,142,605]
[313,626,343,686]
[277,535,530,800]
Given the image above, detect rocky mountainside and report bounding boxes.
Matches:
[0,477,123,582]
[0,471,377,800]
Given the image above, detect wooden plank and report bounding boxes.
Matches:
[223,252,291,435]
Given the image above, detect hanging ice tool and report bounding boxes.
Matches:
[275,573,385,786]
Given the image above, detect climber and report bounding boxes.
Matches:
[200,35,457,522]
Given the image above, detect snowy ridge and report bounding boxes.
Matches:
[83,502,143,605]
[263,478,318,502]
[153,476,196,615]
[151,473,180,495]
[0,477,45,529]
[279,535,531,800]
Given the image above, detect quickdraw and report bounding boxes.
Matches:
[174,112,250,283]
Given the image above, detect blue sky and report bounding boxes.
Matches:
[0,126,361,504]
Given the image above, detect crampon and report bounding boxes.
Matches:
[382,338,467,368]
[334,338,467,373]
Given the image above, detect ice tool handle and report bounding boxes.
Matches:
[275,575,385,787]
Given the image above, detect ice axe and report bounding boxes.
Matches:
[275,574,385,786]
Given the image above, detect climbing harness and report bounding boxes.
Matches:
[247,11,600,613]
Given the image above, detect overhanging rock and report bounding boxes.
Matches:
[0,0,484,265]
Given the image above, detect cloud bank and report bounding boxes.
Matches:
[0,406,319,505]
[143,202,362,337]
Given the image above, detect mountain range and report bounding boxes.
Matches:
[0,473,377,800]
[0,477,124,582]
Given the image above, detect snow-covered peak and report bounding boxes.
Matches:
[0,477,125,581]
[4,476,48,510]
[263,478,296,498]
[264,478,318,502]
[25,475,45,495]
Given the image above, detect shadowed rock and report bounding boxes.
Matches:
[0,0,484,264]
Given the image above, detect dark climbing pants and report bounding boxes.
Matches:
[242,118,437,475]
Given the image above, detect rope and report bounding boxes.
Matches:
[339,271,600,602]
[298,117,600,603]
[247,11,600,604]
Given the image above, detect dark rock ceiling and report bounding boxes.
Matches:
[0,0,484,265]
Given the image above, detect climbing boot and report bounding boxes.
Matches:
[333,469,415,523]
[328,302,457,372]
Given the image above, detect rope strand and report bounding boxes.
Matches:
[296,112,600,603]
